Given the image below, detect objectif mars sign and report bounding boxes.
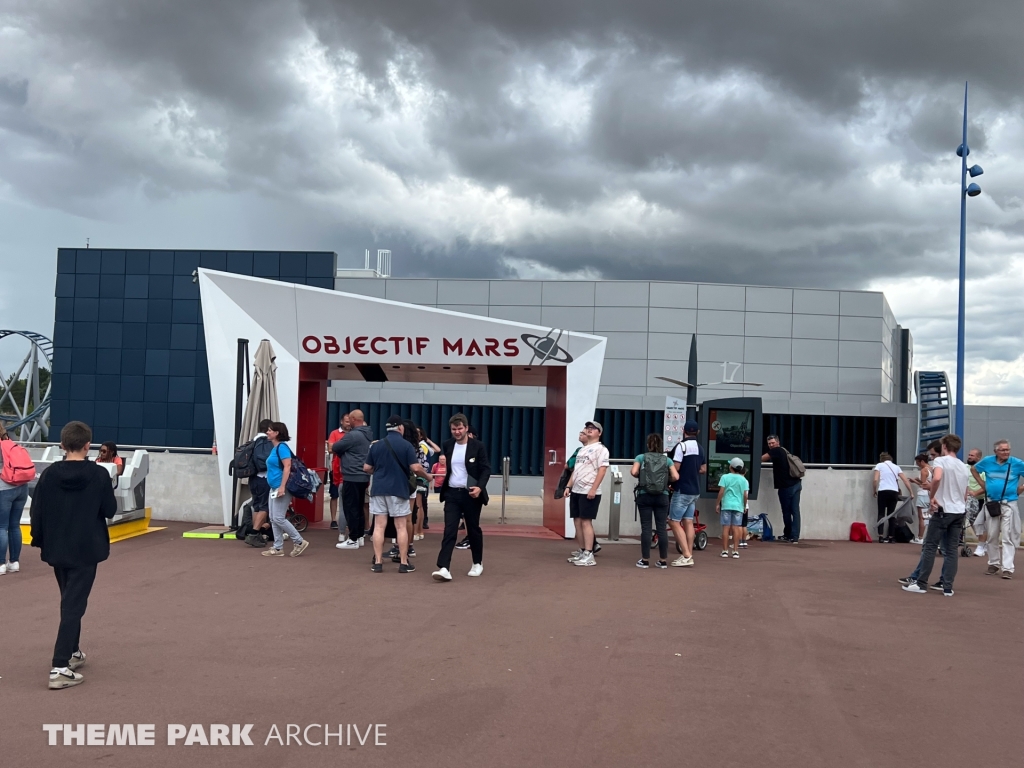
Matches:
[298,333,574,364]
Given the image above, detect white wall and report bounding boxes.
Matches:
[594,466,922,541]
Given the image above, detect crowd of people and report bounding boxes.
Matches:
[9,411,1022,690]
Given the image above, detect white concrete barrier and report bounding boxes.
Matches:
[596,465,925,542]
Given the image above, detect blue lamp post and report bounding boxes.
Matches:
[955,81,983,451]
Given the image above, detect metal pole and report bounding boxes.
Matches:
[607,467,623,541]
[229,338,248,529]
[500,456,510,524]
[955,82,968,454]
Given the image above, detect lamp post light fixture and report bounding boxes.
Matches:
[955,81,983,453]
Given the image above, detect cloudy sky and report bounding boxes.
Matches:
[0,0,1021,403]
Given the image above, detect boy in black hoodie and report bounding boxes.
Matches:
[30,421,116,689]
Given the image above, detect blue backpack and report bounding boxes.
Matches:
[758,513,775,542]
[274,445,322,501]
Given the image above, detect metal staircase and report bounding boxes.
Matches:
[914,371,951,453]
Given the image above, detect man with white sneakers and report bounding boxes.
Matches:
[566,421,610,567]
[333,410,372,550]
[432,413,491,582]
[901,434,969,597]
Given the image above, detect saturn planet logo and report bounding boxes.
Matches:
[520,333,573,364]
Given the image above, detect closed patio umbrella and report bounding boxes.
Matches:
[239,339,280,444]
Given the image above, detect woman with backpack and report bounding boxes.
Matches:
[0,424,35,575]
[631,433,679,569]
[261,422,309,558]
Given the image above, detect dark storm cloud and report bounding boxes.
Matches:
[0,0,1021,291]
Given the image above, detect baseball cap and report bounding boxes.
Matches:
[585,420,603,434]
[385,414,404,428]
[683,420,699,434]
[729,457,745,469]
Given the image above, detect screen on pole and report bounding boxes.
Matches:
[705,407,754,493]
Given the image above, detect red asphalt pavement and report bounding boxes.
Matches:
[2,523,1021,768]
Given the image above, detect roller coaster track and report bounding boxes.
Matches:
[0,330,52,440]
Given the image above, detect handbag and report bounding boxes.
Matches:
[384,436,418,495]
[984,468,1011,518]
[883,462,907,502]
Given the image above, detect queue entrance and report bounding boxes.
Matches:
[199,269,607,538]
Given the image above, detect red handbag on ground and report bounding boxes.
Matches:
[849,522,872,542]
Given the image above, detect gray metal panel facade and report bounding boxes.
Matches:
[332,277,906,410]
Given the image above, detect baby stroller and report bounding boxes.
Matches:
[651,509,708,552]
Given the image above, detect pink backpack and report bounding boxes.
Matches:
[0,439,36,485]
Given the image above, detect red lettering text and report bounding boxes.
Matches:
[302,336,322,354]
[342,336,351,354]
[416,337,429,354]
[353,336,369,354]
[484,338,500,356]
[466,339,483,356]
[370,337,387,354]
[324,336,340,354]
[503,338,520,357]
[389,336,404,354]
[443,338,463,355]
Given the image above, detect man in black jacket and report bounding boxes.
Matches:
[30,421,117,689]
[761,434,802,543]
[432,413,491,582]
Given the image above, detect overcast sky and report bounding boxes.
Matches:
[0,0,1021,404]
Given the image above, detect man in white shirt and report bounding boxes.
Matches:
[566,421,610,567]
[901,434,970,597]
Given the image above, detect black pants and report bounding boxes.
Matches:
[52,565,97,669]
[437,489,483,569]
[877,489,900,540]
[637,493,669,560]
[341,481,368,539]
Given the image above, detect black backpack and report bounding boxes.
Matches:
[637,452,669,495]
[232,439,258,478]
[253,437,273,473]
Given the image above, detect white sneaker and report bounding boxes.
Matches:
[7,561,19,573]
[69,650,86,670]
[337,534,348,543]
[432,567,453,582]
[567,549,584,563]
[468,563,483,577]
[901,583,927,594]
[0,563,6,575]
[49,668,84,690]
[974,544,987,557]
[283,533,290,541]
[671,556,694,567]
[573,552,596,567]
[335,539,360,549]
[911,537,923,545]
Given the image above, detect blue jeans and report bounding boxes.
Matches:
[0,484,29,563]
[911,511,964,589]
[778,482,802,541]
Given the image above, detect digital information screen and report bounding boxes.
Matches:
[705,407,754,493]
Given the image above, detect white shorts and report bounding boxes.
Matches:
[370,495,412,518]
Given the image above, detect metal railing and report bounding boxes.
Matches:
[19,441,213,455]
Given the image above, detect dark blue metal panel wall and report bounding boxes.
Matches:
[328,403,665,475]
[763,414,898,464]
[50,248,336,448]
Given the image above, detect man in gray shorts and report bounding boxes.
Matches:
[363,415,431,573]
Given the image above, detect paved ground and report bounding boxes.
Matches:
[2,523,1021,768]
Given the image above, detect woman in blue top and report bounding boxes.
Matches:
[261,422,309,558]
[631,433,679,569]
